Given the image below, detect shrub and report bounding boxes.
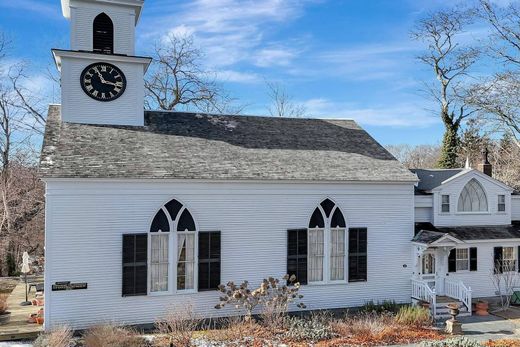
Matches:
[283,312,336,342]
[362,299,398,314]
[395,305,432,327]
[0,294,8,314]
[153,304,201,347]
[205,315,269,343]
[215,275,305,321]
[33,326,73,347]
[83,324,144,347]
[332,312,393,338]
[420,337,483,347]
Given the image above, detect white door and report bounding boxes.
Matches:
[421,251,436,289]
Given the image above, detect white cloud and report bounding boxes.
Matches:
[215,69,261,83]
[140,0,314,69]
[302,98,439,128]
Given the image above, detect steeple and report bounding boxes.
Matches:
[52,0,151,126]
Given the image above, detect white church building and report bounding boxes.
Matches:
[40,0,520,330]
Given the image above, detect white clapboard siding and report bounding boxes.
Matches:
[415,207,433,223]
[447,241,520,298]
[432,171,512,227]
[60,56,145,126]
[512,196,520,221]
[44,180,415,330]
[70,0,136,55]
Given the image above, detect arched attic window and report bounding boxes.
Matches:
[457,178,488,212]
[308,199,346,282]
[93,13,114,54]
[149,199,197,292]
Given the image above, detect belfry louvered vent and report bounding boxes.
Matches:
[93,13,114,54]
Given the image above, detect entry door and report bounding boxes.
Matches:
[421,252,436,289]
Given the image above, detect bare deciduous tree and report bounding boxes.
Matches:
[466,1,520,149]
[411,8,479,168]
[145,33,230,113]
[266,81,306,118]
[0,34,45,276]
[385,144,441,169]
[490,259,520,311]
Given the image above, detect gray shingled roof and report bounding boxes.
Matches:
[413,223,520,243]
[39,105,417,181]
[411,169,464,194]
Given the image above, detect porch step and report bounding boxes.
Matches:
[433,300,470,319]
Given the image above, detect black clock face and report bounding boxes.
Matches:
[80,62,126,102]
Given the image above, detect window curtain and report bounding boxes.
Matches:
[456,248,469,271]
[150,233,169,292]
[177,234,195,290]
[308,229,324,282]
[330,228,345,281]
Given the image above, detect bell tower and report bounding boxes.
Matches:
[53,0,151,126]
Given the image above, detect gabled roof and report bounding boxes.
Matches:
[413,222,520,244]
[39,106,418,182]
[411,169,464,194]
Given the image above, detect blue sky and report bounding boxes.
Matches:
[0,0,500,145]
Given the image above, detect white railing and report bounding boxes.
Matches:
[445,279,472,315]
[411,279,437,317]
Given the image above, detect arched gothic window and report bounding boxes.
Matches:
[308,199,346,282]
[93,13,114,54]
[457,178,488,212]
[149,199,197,292]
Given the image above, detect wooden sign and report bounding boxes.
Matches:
[52,282,88,291]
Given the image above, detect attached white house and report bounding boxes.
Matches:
[411,164,520,317]
[39,0,520,331]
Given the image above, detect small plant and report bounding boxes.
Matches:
[420,337,483,347]
[153,304,201,347]
[33,326,73,347]
[215,275,305,321]
[395,305,432,327]
[83,324,144,347]
[362,299,398,313]
[284,312,336,342]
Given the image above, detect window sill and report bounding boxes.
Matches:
[149,291,174,296]
[306,280,363,286]
[454,212,491,215]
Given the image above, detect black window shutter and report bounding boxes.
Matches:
[198,231,221,291]
[448,249,456,273]
[494,247,503,274]
[469,247,477,271]
[287,229,307,285]
[122,234,147,296]
[348,228,367,282]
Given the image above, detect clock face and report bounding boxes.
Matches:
[80,62,126,102]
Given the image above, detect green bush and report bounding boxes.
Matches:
[419,337,483,347]
[362,299,398,313]
[283,313,336,342]
[395,305,432,327]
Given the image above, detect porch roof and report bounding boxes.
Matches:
[413,222,520,244]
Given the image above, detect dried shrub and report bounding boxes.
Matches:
[283,312,336,342]
[153,304,201,347]
[420,337,483,347]
[395,305,432,327]
[215,275,305,321]
[83,324,145,347]
[0,293,8,314]
[485,339,520,347]
[33,326,73,347]
[205,315,270,344]
[326,312,442,347]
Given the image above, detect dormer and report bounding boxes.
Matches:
[61,0,144,55]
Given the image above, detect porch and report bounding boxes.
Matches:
[411,234,472,318]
